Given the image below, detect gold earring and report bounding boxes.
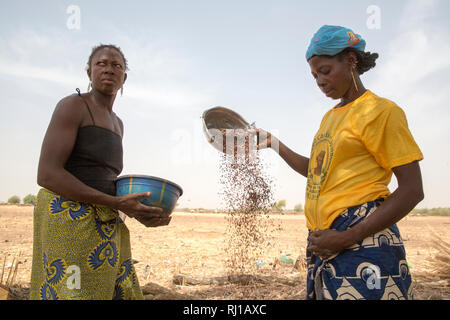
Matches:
[351,68,359,93]
[87,81,91,92]
[120,86,123,96]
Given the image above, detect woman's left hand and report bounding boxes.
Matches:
[308,229,354,260]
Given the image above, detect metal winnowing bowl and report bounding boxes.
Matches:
[201,106,257,155]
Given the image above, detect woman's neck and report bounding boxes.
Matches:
[89,89,116,113]
[338,78,366,108]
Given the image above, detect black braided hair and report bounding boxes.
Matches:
[338,47,379,75]
[86,44,128,71]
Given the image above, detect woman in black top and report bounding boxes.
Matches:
[30,44,165,300]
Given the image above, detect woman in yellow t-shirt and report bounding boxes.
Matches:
[257,25,423,300]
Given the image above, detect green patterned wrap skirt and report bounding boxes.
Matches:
[30,188,144,300]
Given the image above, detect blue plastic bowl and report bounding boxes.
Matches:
[115,175,183,215]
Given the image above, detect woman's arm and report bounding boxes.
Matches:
[38,96,114,206]
[344,160,424,244]
[256,129,309,177]
[308,160,424,259]
[37,96,162,218]
[278,139,310,177]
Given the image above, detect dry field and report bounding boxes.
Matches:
[1,204,449,300]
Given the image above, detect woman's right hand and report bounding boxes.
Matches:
[254,128,277,150]
[115,192,164,219]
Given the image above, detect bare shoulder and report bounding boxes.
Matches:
[54,93,84,112]
[51,93,85,125]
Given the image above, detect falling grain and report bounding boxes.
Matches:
[219,147,278,279]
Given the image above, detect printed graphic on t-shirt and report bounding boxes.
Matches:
[307,132,334,200]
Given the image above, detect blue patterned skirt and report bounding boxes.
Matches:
[306,199,413,300]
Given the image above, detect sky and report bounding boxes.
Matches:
[0,0,449,210]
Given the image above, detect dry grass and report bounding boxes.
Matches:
[1,252,24,300]
[411,228,450,299]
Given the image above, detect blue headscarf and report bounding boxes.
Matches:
[306,25,366,60]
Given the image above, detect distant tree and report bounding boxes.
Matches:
[272,200,286,212]
[23,194,37,205]
[411,207,450,216]
[293,203,303,212]
[7,195,20,204]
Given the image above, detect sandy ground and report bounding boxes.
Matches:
[0,204,449,300]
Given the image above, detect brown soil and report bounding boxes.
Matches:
[0,205,449,300]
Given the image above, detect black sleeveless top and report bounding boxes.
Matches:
[64,89,123,196]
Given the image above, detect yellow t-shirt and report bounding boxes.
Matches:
[305,90,423,230]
